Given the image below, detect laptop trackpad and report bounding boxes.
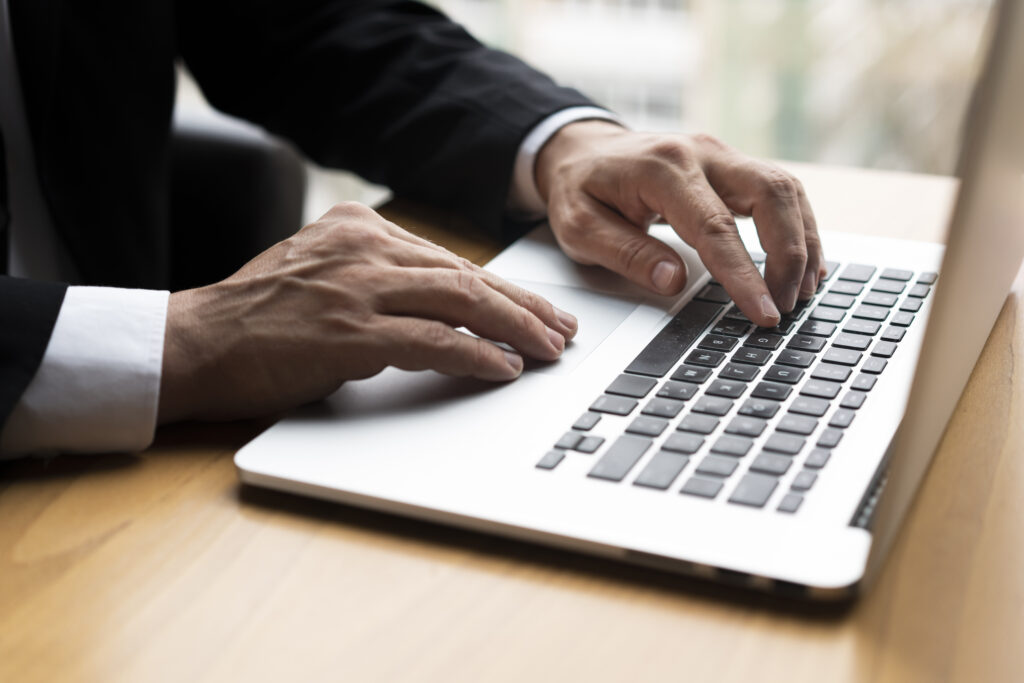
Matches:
[510,279,640,376]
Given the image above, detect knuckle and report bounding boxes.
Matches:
[615,235,652,274]
[760,169,800,202]
[648,138,691,167]
[691,132,725,149]
[452,269,487,307]
[421,320,455,353]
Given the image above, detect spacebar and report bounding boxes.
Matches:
[624,299,725,377]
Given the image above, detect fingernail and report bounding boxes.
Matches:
[554,306,578,333]
[504,350,523,376]
[546,327,565,353]
[652,261,678,292]
[761,294,781,323]
[800,269,817,298]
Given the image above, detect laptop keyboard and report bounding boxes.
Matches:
[537,255,937,514]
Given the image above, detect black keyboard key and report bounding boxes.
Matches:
[695,283,733,304]
[686,349,726,368]
[917,271,938,285]
[680,476,723,499]
[575,436,605,453]
[590,395,638,416]
[828,409,856,428]
[805,448,831,469]
[699,334,738,352]
[626,416,669,437]
[872,341,898,358]
[662,432,705,454]
[711,435,754,457]
[763,433,806,455]
[642,397,686,418]
[863,292,898,308]
[840,391,867,409]
[763,319,797,335]
[822,348,862,366]
[787,334,827,352]
[809,306,846,323]
[671,364,713,384]
[633,452,690,490]
[750,381,792,401]
[606,374,658,398]
[880,268,914,281]
[789,397,831,417]
[776,349,815,368]
[899,298,923,312]
[745,332,784,350]
[862,357,888,374]
[838,264,876,282]
[536,450,565,470]
[678,414,720,434]
[738,398,781,419]
[706,379,747,399]
[764,365,804,384]
[800,379,843,400]
[750,452,793,476]
[778,493,804,513]
[908,284,931,298]
[728,473,779,508]
[892,312,915,327]
[817,428,844,448]
[777,414,818,435]
[843,319,881,336]
[719,362,761,382]
[572,412,601,431]
[852,373,877,391]
[880,325,906,342]
[697,454,740,477]
[555,432,583,450]
[871,279,906,294]
[833,333,871,351]
[624,300,724,377]
[711,320,752,337]
[656,381,699,401]
[830,281,863,296]
[692,396,734,416]
[798,320,837,337]
[588,435,653,482]
[853,304,889,322]
[733,347,773,366]
[811,364,852,383]
[819,293,856,309]
[725,416,768,437]
[723,307,752,323]
[791,470,818,491]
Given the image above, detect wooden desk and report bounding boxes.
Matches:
[2,165,1022,683]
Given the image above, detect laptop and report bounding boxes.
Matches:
[235,0,1024,599]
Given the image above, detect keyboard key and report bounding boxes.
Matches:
[590,395,638,416]
[764,433,806,454]
[899,298,923,312]
[819,293,856,309]
[750,381,792,401]
[748,251,767,263]
[719,362,761,382]
[555,432,583,450]
[852,373,877,391]
[725,416,768,437]
[830,281,863,296]
[799,320,837,337]
[787,334,827,352]
[838,264,876,282]
[662,432,705,454]
[642,397,686,418]
[863,292,898,308]
[695,283,733,304]
[880,268,914,281]
[917,272,938,285]
[791,470,818,491]
[624,301,724,377]
[833,333,871,351]
[699,334,738,352]
[764,365,804,384]
[822,261,841,280]
[853,304,889,322]
[706,379,747,399]
[805,448,831,469]
[840,391,867,409]
[872,279,905,294]
[738,398,782,419]
[606,374,658,398]
[776,349,815,368]
[633,452,690,490]
[843,319,881,336]
[762,319,797,335]
[711,320,752,337]
[588,435,653,482]
[777,414,818,435]
[680,476,724,499]
[626,416,669,437]
[536,450,565,470]
[892,312,915,327]
[777,493,804,513]
[733,347,773,366]
[872,341,898,358]
[697,454,740,477]
[671,364,713,384]
[822,348,862,366]
[881,325,906,342]
[810,306,846,323]
[811,364,852,383]
[656,381,699,401]
[692,396,734,416]
[800,379,843,400]
[829,409,857,428]
[817,428,844,448]
[745,332,785,350]
[711,435,754,457]
[572,412,601,431]
[575,436,605,453]
[908,284,931,298]
[728,473,779,508]
[789,397,831,417]
[678,414,720,434]
[686,349,726,368]
[723,307,752,323]
[750,452,793,476]
[862,357,888,374]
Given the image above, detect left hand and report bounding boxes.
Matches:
[535,121,826,328]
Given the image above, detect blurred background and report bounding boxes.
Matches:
[177,0,995,223]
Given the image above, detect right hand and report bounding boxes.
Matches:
[157,202,578,423]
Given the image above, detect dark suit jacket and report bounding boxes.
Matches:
[0,0,594,434]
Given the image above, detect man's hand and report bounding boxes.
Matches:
[158,203,577,423]
[535,121,825,328]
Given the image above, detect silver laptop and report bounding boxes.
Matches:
[235,0,1024,599]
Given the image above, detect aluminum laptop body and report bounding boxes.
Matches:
[235,0,1024,599]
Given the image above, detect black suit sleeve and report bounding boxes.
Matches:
[176,0,597,238]
[0,276,68,434]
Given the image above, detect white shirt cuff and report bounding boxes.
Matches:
[508,106,625,219]
[0,286,170,457]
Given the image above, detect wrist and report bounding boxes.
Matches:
[158,289,203,424]
[535,119,626,204]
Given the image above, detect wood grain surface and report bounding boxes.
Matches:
[1,165,1021,683]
